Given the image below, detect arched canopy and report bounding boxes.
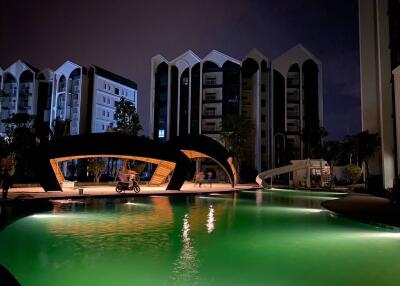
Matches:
[169,135,237,186]
[36,133,237,191]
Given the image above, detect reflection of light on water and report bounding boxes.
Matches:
[265,206,324,213]
[31,214,69,219]
[125,202,151,207]
[206,205,215,234]
[256,189,263,206]
[172,213,199,284]
[358,232,400,239]
[183,214,190,243]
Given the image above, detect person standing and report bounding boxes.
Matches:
[207,171,213,188]
[2,170,11,200]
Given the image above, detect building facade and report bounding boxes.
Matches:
[150,46,323,176]
[0,60,138,137]
[272,44,323,168]
[0,60,39,134]
[50,61,88,136]
[88,65,138,133]
[359,0,400,189]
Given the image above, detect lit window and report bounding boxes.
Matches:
[158,129,165,138]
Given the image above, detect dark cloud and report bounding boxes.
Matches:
[0,0,360,139]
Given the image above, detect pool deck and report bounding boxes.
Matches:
[0,182,260,203]
[322,193,400,229]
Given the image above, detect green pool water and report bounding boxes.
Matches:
[1,189,400,286]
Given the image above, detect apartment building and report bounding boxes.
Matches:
[150,46,323,176]
[359,0,400,189]
[0,60,39,134]
[0,60,138,137]
[272,44,323,167]
[88,65,138,133]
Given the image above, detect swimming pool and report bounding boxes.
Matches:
[1,189,399,286]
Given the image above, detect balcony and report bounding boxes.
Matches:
[202,110,222,119]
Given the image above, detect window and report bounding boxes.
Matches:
[103,83,107,89]
[115,88,119,95]
[107,98,110,104]
[182,77,189,86]
[107,111,110,117]
[103,96,106,103]
[158,129,165,138]
[102,110,105,116]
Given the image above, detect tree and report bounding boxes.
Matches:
[114,97,142,135]
[322,140,342,186]
[114,98,142,173]
[1,114,37,182]
[51,118,71,140]
[302,123,328,158]
[355,131,380,180]
[220,113,254,181]
[346,164,362,188]
[88,159,107,184]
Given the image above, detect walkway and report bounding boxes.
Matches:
[1,182,259,202]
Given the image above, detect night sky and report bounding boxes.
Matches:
[0,0,360,140]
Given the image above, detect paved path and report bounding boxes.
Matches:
[0,182,260,202]
[322,193,400,228]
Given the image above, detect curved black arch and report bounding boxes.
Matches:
[36,133,237,192]
[36,133,192,191]
[169,134,237,187]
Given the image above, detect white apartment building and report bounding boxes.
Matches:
[88,66,138,133]
[0,59,138,138]
[0,60,39,134]
[272,44,323,168]
[50,61,88,136]
[150,46,323,177]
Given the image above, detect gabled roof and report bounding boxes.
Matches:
[202,50,241,67]
[4,60,39,78]
[243,48,269,64]
[55,60,87,77]
[272,44,321,75]
[170,50,201,66]
[152,54,169,66]
[37,68,54,81]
